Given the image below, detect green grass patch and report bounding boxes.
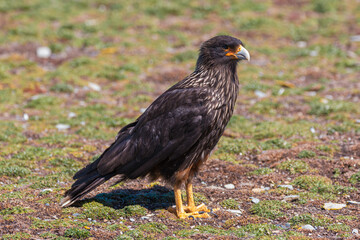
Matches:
[64,227,90,239]
[297,150,316,158]
[250,200,292,219]
[219,198,241,210]
[249,167,274,176]
[349,171,360,185]
[277,159,309,174]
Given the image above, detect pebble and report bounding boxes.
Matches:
[23,113,29,121]
[254,90,267,98]
[141,216,150,220]
[310,127,316,133]
[56,124,70,130]
[73,213,80,217]
[41,188,53,192]
[129,218,135,222]
[347,200,360,205]
[277,223,291,229]
[88,82,101,91]
[226,209,242,215]
[88,218,92,221]
[283,195,300,202]
[278,185,293,190]
[352,229,359,235]
[224,184,235,189]
[37,46,51,58]
[350,35,360,42]
[45,203,50,206]
[296,41,307,48]
[252,188,265,193]
[68,112,76,118]
[250,197,260,204]
[323,202,346,210]
[301,224,316,231]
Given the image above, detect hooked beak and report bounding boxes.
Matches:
[235,46,250,61]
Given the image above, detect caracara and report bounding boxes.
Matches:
[61,35,250,218]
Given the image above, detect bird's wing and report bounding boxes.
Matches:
[96,87,212,177]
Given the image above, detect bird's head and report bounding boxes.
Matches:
[196,35,250,69]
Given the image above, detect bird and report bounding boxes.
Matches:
[60,35,250,219]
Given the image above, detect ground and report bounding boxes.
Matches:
[0,0,359,239]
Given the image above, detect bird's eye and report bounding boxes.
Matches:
[222,44,228,50]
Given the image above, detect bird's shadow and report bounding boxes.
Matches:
[75,185,175,211]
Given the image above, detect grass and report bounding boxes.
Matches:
[0,0,359,238]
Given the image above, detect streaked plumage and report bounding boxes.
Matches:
[61,35,250,218]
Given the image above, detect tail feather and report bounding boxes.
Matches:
[60,159,111,207]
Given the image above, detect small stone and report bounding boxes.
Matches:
[283,195,300,202]
[224,184,235,189]
[310,50,318,57]
[277,223,291,229]
[141,216,150,220]
[226,209,242,215]
[88,218,92,221]
[41,188,53,192]
[37,46,51,58]
[68,112,76,118]
[310,127,316,133]
[347,200,360,205]
[301,224,316,231]
[278,185,293,190]
[129,218,135,222]
[56,124,70,130]
[73,213,80,217]
[254,90,267,98]
[45,203,50,206]
[352,229,359,235]
[278,88,285,95]
[350,35,360,42]
[88,82,101,91]
[252,188,265,193]
[23,113,29,121]
[250,197,260,204]
[297,41,307,48]
[323,202,346,210]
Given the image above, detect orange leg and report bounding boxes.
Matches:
[168,181,213,219]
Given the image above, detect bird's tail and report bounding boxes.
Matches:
[60,159,111,208]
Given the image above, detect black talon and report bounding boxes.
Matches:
[199,211,205,214]
[188,215,195,220]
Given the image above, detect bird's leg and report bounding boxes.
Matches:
[183,182,210,217]
[168,182,211,219]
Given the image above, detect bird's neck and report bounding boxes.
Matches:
[194,63,239,90]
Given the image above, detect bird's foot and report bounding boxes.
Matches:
[168,203,218,219]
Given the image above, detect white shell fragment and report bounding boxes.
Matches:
[323,202,346,210]
[37,46,52,58]
[56,124,70,130]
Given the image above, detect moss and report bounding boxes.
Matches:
[0,206,34,215]
[219,198,241,210]
[25,95,60,109]
[297,150,316,158]
[327,223,351,232]
[121,205,148,217]
[290,213,333,227]
[138,222,168,233]
[2,232,31,240]
[64,227,90,239]
[349,171,360,184]
[82,201,123,220]
[0,165,31,177]
[249,167,274,176]
[277,159,309,174]
[250,200,292,219]
[292,175,333,194]
[50,83,74,93]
